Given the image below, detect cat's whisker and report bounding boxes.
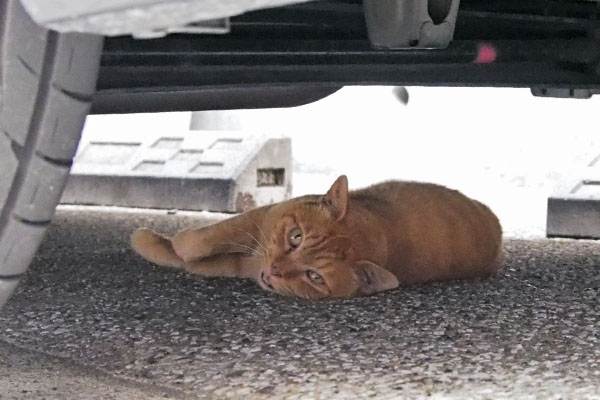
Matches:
[244,215,270,248]
[217,242,262,258]
[218,241,255,253]
[256,223,270,248]
[248,231,268,255]
[258,250,268,268]
[232,227,268,256]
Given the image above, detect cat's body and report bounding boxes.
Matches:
[132,176,502,298]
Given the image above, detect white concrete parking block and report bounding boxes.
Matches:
[547,153,600,239]
[61,131,292,212]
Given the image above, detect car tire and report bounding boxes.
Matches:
[0,0,103,309]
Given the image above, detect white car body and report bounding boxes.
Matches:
[20,0,315,36]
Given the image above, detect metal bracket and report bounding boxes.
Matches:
[363,0,461,49]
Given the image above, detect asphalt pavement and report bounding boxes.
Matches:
[1,206,599,399]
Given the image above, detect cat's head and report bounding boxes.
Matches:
[259,175,399,299]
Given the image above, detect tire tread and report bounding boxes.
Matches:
[0,0,102,307]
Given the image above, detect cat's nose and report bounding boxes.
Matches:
[269,264,283,277]
[261,271,272,284]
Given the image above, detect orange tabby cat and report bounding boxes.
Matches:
[131,175,502,299]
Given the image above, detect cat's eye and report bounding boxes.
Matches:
[306,270,325,284]
[288,227,302,248]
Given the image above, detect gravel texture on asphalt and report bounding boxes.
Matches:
[1,207,599,399]
[0,340,183,400]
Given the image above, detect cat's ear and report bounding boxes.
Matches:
[352,260,399,295]
[322,175,349,221]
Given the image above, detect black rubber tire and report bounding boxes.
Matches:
[0,0,103,309]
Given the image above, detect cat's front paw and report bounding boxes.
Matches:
[171,228,214,262]
[131,228,185,268]
[131,228,161,254]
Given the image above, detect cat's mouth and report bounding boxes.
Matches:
[260,271,274,290]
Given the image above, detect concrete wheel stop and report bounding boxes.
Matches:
[61,131,292,213]
[546,155,600,239]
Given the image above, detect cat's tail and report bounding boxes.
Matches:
[131,228,185,268]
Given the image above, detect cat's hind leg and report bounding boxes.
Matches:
[131,228,185,268]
